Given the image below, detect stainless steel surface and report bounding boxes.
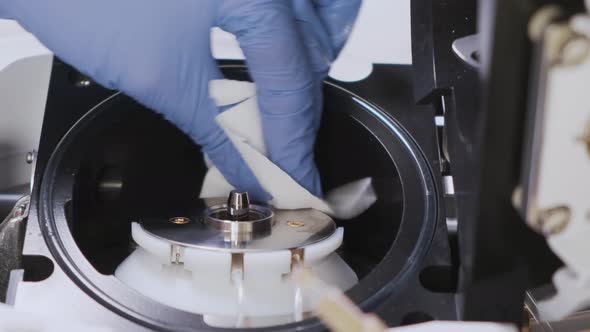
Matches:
[442,176,455,195]
[452,34,481,68]
[5,269,24,305]
[0,49,51,190]
[11,198,149,331]
[199,190,276,244]
[442,176,458,235]
[227,190,250,219]
[0,195,29,302]
[446,218,458,234]
[204,203,274,244]
[0,184,29,219]
[143,208,336,253]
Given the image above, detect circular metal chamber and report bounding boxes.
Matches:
[37,67,439,331]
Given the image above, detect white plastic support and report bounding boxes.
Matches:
[129,222,170,263]
[385,321,517,332]
[0,303,113,332]
[118,223,356,327]
[534,14,590,320]
[304,228,344,264]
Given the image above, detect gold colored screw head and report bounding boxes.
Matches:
[288,220,305,228]
[580,119,590,156]
[169,217,191,225]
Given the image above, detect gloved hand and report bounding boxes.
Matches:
[0,0,361,201]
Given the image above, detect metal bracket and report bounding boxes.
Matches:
[0,195,30,302]
[515,8,590,320]
[452,34,481,68]
[170,245,185,265]
[3,196,31,223]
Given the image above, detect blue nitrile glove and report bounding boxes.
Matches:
[1,0,361,201]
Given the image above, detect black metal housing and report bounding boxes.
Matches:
[410,0,579,324]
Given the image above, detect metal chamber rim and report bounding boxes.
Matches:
[38,78,438,331]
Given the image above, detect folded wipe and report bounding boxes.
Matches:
[200,80,376,220]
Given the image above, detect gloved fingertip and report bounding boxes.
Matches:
[307,171,324,199]
[0,10,12,20]
[313,0,363,55]
[245,186,272,204]
[231,174,271,202]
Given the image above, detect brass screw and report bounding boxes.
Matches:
[561,36,590,66]
[538,206,571,235]
[288,220,305,228]
[169,217,191,225]
[522,304,532,332]
[578,118,590,157]
[291,248,305,270]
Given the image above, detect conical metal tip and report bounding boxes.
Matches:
[227,190,250,219]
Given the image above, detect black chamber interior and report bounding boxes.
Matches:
[66,84,404,280]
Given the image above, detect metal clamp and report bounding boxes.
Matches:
[516,7,590,321]
[0,195,30,302]
[452,34,481,68]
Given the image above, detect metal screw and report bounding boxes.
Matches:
[288,220,305,228]
[522,305,532,332]
[528,5,562,42]
[512,186,524,209]
[70,72,94,88]
[169,217,191,225]
[537,206,571,235]
[579,118,590,157]
[561,36,590,66]
[14,205,26,218]
[170,245,184,264]
[290,248,305,271]
[25,151,35,164]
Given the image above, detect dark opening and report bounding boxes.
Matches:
[400,311,435,326]
[419,265,458,293]
[22,255,54,282]
[316,106,404,278]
